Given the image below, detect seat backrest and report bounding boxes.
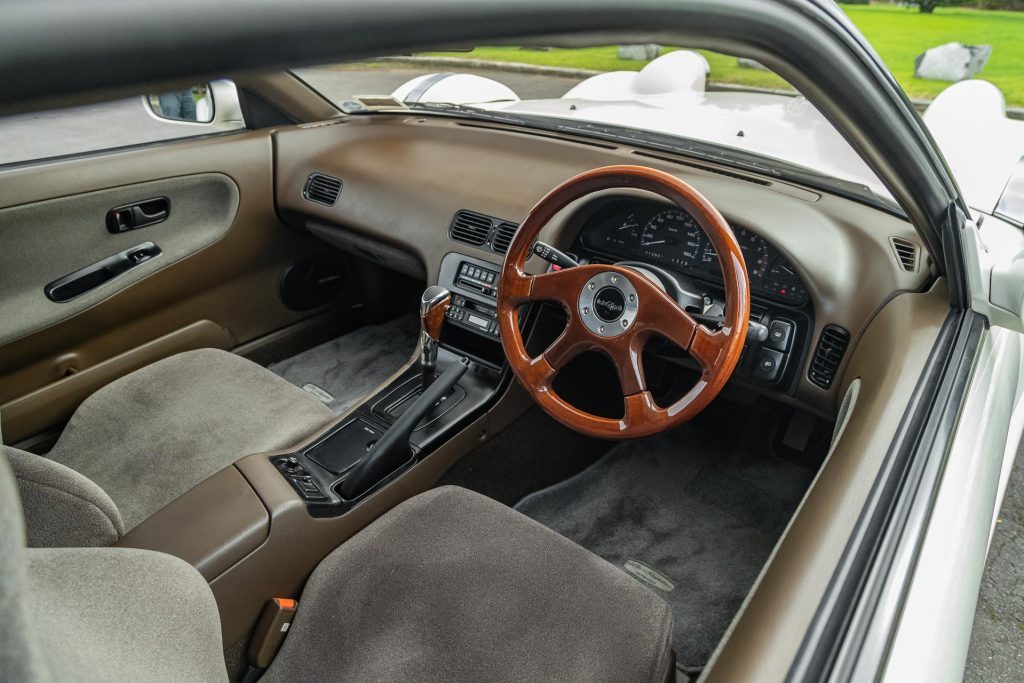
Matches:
[0,453,47,681]
[0,451,230,682]
[4,445,124,547]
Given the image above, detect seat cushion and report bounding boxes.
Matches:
[49,349,333,531]
[263,486,674,683]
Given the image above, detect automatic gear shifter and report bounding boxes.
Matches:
[419,286,451,388]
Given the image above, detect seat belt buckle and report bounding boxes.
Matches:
[247,598,298,669]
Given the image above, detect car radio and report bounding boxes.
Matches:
[446,294,499,340]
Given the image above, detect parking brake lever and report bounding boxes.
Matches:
[338,357,470,502]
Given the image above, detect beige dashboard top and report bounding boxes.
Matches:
[274,114,933,415]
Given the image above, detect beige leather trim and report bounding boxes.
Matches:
[233,71,342,123]
[116,467,270,582]
[703,279,950,682]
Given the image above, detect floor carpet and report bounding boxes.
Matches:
[268,315,419,414]
[514,405,815,668]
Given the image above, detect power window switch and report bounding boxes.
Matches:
[753,348,784,383]
[291,476,326,501]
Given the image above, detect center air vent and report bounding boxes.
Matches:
[449,210,492,246]
[303,173,343,206]
[808,324,850,389]
[491,222,519,253]
[448,210,520,254]
[889,237,920,272]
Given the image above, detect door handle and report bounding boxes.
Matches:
[107,197,170,233]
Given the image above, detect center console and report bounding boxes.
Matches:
[269,252,519,513]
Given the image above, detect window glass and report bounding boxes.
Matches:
[293,48,892,204]
[0,81,244,167]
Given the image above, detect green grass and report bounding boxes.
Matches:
[424,4,1024,107]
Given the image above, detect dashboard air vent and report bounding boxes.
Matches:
[491,222,519,253]
[449,210,492,246]
[303,173,343,206]
[809,324,850,390]
[889,237,920,272]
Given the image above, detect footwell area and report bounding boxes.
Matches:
[514,403,816,668]
[268,315,419,414]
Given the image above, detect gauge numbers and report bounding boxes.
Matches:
[643,209,703,268]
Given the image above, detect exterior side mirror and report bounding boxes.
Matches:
[141,80,243,130]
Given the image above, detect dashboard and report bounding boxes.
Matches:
[578,200,809,306]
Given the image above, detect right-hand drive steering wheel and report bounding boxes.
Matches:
[497,165,750,439]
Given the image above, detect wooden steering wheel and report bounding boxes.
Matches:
[497,165,750,439]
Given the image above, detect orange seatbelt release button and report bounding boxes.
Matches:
[247,597,298,669]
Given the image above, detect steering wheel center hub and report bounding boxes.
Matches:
[578,271,639,337]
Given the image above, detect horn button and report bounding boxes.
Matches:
[578,271,639,338]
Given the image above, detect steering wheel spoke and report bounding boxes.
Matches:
[608,334,648,396]
[540,316,589,371]
[688,324,731,373]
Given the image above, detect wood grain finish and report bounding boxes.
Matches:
[498,165,750,439]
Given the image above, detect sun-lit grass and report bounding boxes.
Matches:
[424,4,1024,107]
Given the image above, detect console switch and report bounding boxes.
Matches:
[753,348,784,383]
[766,319,794,352]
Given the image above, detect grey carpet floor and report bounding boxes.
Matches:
[514,407,814,668]
[268,315,419,414]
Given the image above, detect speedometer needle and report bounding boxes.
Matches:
[643,240,667,246]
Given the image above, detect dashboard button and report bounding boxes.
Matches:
[766,320,794,351]
[753,348,784,382]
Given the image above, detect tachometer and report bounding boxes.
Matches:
[642,208,703,268]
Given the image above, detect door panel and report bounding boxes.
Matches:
[0,173,239,345]
[0,131,351,443]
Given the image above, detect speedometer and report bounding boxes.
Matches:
[642,209,704,268]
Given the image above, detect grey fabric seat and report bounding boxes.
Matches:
[9,348,334,546]
[262,486,675,682]
[2,447,675,682]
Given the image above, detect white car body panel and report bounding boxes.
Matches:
[883,324,1024,683]
[393,51,1024,215]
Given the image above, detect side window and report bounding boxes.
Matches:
[0,80,246,167]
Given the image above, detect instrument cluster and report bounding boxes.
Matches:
[579,202,809,306]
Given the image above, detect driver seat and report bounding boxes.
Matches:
[0,452,675,682]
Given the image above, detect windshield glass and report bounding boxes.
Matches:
[294,46,893,204]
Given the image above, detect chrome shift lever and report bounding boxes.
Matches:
[419,286,451,386]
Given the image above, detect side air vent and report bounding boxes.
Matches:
[449,210,493,246]
[303,173,343,206]
[808,324,851,389]
[889,237,920,272]
[491,222,519,253]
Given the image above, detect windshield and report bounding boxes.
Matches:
[294,46,893,205]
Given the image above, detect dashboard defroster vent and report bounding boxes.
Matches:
[889,237,920,272]
[491,222,519,253]
[449,210,492,246]
[303,173,343,206]
[808,324,850,389]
